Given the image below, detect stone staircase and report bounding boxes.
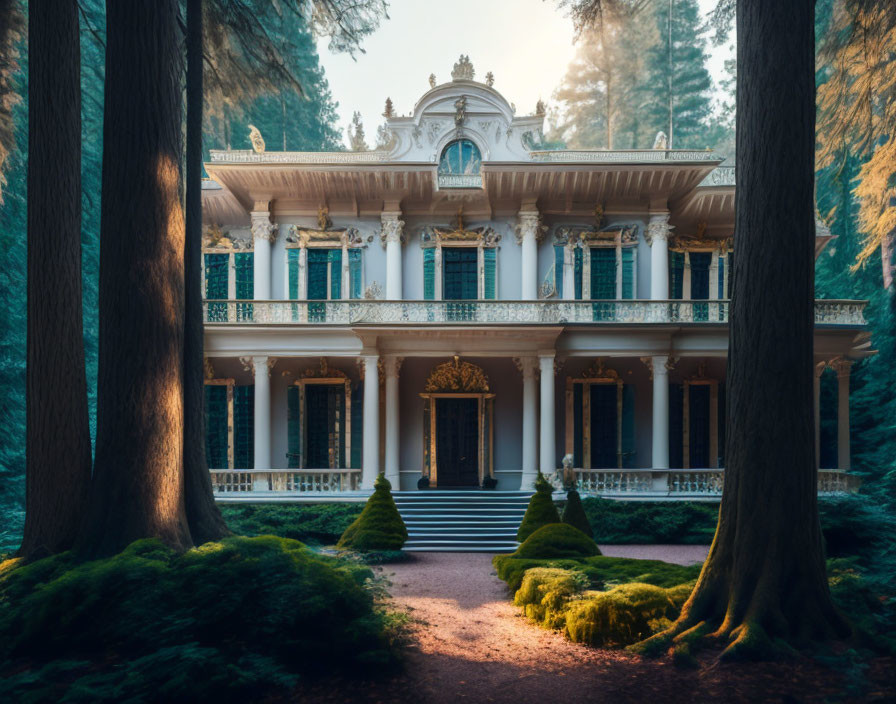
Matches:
[393,490,532,552]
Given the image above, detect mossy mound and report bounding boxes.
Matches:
[513,523,601,561]
[338,474,408,552]
[220,503,362,544]
[0,536,401,701]
[516,473,560,542]
[561,490,593,538]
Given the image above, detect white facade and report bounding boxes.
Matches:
[200,57,869,500]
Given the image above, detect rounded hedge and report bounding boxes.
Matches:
[561,490,593,538]
[517,473,561,542]
[513,523,602,560]
[337,474,408,552]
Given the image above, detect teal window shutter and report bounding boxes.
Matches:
[483,247,497,299]
[307,249,330,300]
[423,248,435,300]
[204,253,229,321]
[621,248,635,299]
[718,256,726,299]
[573,247,583,299]
[204,385,228,469]
[349,249,362,298]
[329,249,342,300]
[590,248,616,299]
[287,249,301,299]
[351,383,363,469]
[553,246,564,298]
[669,383,683,467]
[287,386,301,469]
[622,384,636,467]
[234,385,254,468]
[669,252,685,299]
[234,252,254,321]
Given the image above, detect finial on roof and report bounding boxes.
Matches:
[429,73,437,89]
[485,71,494,87]
[535,99,546,116]
[451,54,474,81]
[248,124,265,153]
[383,97,394,118]
[652,131,668,149]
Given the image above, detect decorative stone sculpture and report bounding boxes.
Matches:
[451,54,474,81]
[248,124,265,153]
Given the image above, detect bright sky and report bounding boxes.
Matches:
[317,0,733,148]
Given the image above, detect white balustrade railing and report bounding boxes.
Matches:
[203,299,867,327]
[437,173,483,188]
[210,469,362,495]
[566,468,859,498]
[529,149,719,163]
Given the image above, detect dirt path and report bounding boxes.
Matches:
[299,548,893,703]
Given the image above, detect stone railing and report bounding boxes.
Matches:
[210,469,363,495]
[698,166,735,187]
[529,149,719,163]
[203,299,867,327]
[437,173,483,188]
[568,468,859,499]
[208,149,390,164]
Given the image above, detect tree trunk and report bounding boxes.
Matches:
[183,0,229,544]
[20,0,92,560]
[639,0,848,659]
[78,0,192,557]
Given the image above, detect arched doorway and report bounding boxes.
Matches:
[420,357,495,488]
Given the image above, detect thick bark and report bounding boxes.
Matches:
[184,0,229,544]
[78,0,192,557]
[20,0,92,559]
[640,0,848,659]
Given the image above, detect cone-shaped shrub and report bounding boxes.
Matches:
[513,523,602,560]
[516,473,561,542]
[337,474,408,552]
[562,490,593,538]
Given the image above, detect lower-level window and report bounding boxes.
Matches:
[205,382,253,469]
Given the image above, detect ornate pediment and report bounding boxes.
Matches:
[422,207,500,247]
[202,223,252,250]
[286,206,365,248]
[582,358,620,381]
[668,235,732,254]
[300,357,348,380]
[554,223,639,247]
[425,356,489,393]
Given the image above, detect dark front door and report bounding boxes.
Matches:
[305,384,344,469]
[590,384,618,468]
[435,397,479,487]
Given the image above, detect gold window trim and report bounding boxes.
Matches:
[292,359,352,469]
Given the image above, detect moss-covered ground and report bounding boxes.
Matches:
[0,536,406,702]
[219,502,363,544]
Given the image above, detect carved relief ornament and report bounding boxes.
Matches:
[553,223,639,248]
[202,223,252,250]
[425,356,490,393]
[668,235,732,254]
[422,207,500,247]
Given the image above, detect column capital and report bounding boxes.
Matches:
[832,358,853,378]
[645,211,673,246]
[379,211,405,248]
[640,355,671,380]
[513,356,539,379]
[250,210,278,244]
[814,360,828,378]
[382,356,404,377]
[357,353,379,380]
[515,209,546,245]
[240,356,276,376]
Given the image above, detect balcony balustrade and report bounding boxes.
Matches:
[203,299,867,327]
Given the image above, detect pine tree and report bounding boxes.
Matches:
[347,111,369,151]
[641,0,714,149]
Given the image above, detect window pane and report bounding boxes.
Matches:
[590,248,616,299]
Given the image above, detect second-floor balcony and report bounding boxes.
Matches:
[203,299,868,327]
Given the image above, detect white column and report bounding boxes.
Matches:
[814,361,825,468]
[517,357,539,488]
[383,356,402,489]
[651,355,670,468]
[252,356,272,470]
[361,354,380,490]
[563,243,576,300]
[381,212,404,300]
[251,204,276,300]
[539,354,556,476]
[835,359,852,470]
[517,210,541,300]
[647,211,672,300]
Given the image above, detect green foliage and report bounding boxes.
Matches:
[219,503,362,544]
[337,474,408,552]
[0,536,401,700]
[511,523,601,562]
[582,498,719,544]
[513,568,589,629]
[561,490,592,538]
[516,473,561,542]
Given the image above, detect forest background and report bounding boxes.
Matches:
[0,0,893,551]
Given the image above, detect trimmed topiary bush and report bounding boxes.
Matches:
[337,474,408,552]
[561,490,593,538]
[513,523,601,560]
[517,473,560,542]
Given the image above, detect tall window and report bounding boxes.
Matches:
[439,139,481,176]
[203,250,254,322]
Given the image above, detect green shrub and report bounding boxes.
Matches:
[220,503,363,544]
[561,490,593,538]
[517,473,560,542]
[337,474,407,552]
[512,523,601,561]
[582,498,719,544]
[513,567,588,629]
[0,536,399,692]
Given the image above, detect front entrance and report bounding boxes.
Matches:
[435,397,480,487]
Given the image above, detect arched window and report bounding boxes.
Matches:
[438,139,482,176]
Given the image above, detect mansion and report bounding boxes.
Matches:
[200,56,870,501]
